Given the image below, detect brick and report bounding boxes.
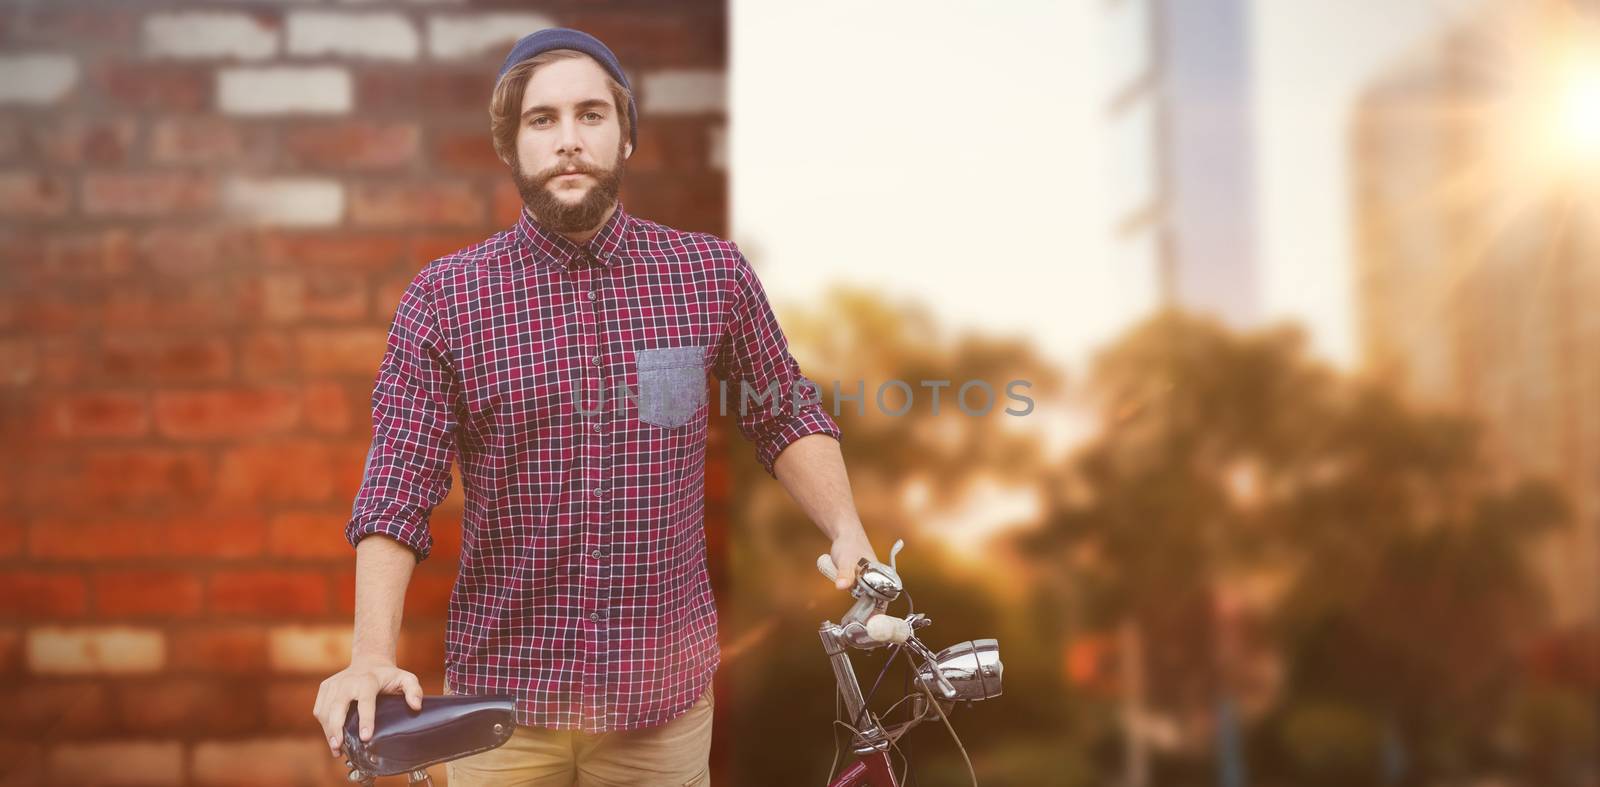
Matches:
[134,227,254,277]
[431,127,502,174]
[283,121,419,171]
[562,12,726,68]
[408,231,486,264]
[358,69,488,114]
[268,509,350,558]
[101,334,232,382]
[396,625,446,670]
[239,331,298,379]
[268,625,351,673]
[35,336,92,382]
[92,570,203,618]
[144,12,279,61]
[118,677,260,735]
[0,515,21,561]
[0,628,20,673]
[27,626,165,674]
[29,116,139,166]
[219,66,352,115]
[83,172,215,217]
[623,117,712,174]
[222,176,344,227]
[258,233,407,270]
[29,513,266,561]
[348,180,485,227]
[216,438,362,504]
[0,172,70,218]
[426,13,553,60]
[0,54,78,105]
[406,571,454,618]
[303,381,356,434]
[38,391,150,439]
[210,570,328,617]
[297,328,386,376]
[260,271,368,322]
[153,386,302,440]
[12,8,140,48]
[49,742,182,785]
[640,69,726,115]
[149,117,273,166]
[709,124,726,170]
[190,739,338,787]
[0,119,19,161]
[97,62,209,112]
[21,448,211,510]
[288,11,418,60]
[0,572,88,619]
[262,678,322,731]
[1,229,136,284]
[0,339,35,387]
[169,626,268,674]
[104,280,254,330]
[492,178,522,224]
[0,681,112,738]
[0,739,44,785]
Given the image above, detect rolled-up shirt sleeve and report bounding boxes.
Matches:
[712,246,843,479]
[346,268,459,562]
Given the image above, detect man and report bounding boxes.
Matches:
[311,27,880,786]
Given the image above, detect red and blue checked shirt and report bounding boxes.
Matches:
[346,201,842,733]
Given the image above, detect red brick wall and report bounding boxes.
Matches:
[0,4,727,784]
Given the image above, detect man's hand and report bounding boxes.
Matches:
[312,655,425,757]
[829,532,881,591]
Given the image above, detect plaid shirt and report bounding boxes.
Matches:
[346,202,841,733]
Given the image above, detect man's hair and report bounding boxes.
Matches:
[489,49,634,167]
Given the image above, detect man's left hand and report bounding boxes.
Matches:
[829,533,881,591]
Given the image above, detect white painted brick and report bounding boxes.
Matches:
[0,54,78,105]
[641,70,726,116]
[191,739,333,786]
[287,12,419,60]
[143,12,279,61]
[709,125,726,171]
[218,66,352,115]
[223,177,344,227]
[52,742,183,786]
[268,624,353,673]
[28,626,165,674]
[426,13,552,60]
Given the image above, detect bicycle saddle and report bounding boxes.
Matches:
[342,693,518,777]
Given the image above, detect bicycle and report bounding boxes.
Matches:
[816,539,1004,787]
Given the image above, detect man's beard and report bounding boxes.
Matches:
[513,146,626,234]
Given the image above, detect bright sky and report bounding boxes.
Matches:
[732,0,1489,371]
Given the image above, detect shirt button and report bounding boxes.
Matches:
[590,548,604,559]
[591,422,601,432]
[593,487,605,497]
[589,612,600,621]
[591,355,601,366]
[587,290,598,302]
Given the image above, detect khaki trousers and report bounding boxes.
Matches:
[442,678,714,787]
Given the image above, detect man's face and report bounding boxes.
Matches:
[512,56,633,233]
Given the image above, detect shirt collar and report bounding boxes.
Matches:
[513,201,631,270]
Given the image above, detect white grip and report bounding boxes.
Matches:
[865,614,912,644]
[816,554,838,583]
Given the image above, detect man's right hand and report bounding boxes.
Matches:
[312,656,425,758]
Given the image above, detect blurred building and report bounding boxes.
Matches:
[1352,1,1600,625]
[1102,0,1259,326]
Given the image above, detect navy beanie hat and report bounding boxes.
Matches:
[496,27,638,152]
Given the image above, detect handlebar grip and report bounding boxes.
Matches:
[865,614,912,644]
[816,554,838,583]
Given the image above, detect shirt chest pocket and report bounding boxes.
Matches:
[634,345,709,428]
